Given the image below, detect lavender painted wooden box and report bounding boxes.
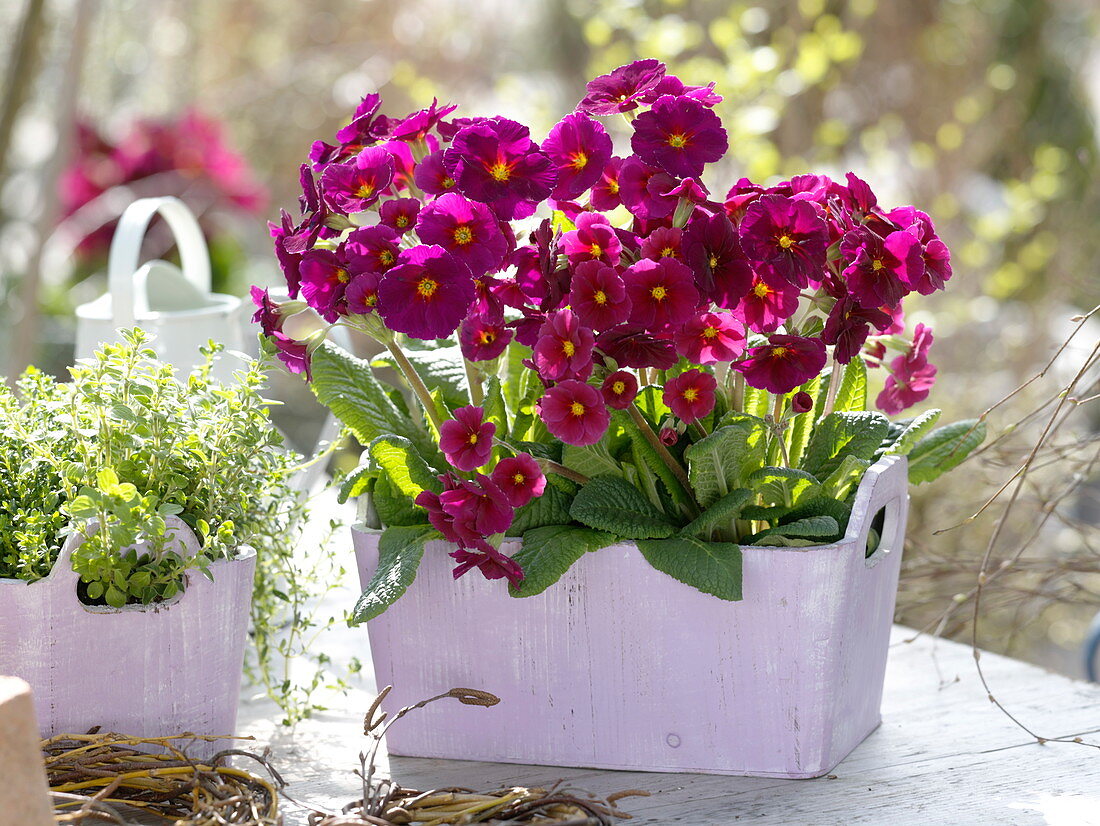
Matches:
[353,454,909,778]
[0,517,254,756]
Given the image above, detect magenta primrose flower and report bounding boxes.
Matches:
[739,194,829,289]
[438,406,496,471]
[840,227,923,309]
[664,369,717,422]
[537,380,611,446]
[590,157,624,211]
[450,543,524,586]
[543,112,613,201]
[631,94,729,179]
[491,453,546,508]
[459,314,513,362]
[320,146,394,214]
[444,117,557,220]
[299,248,351,322]
[683,211,753,305]
[533,308,596,381]
[876,323,938,414]
[675,311,746,365]
[344,225,400,275]
[600,370,640,410]
[624,257,699,330]
[733,273,801,334]
[376,245,475,340]
[379,197,420,234]
[737,335,828,395]
[561,212,621,267]
[577,58,666,116]
[251,286,312,378]
[887,206,953,295]
[569,260,631,331]
[416,192,508,278]
[822,296,893,364]
[618,157,678,220]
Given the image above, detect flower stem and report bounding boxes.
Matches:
[770,393,791,468]
[384,338,445,432]
[628,404,697,502]
[821,356,842,418]
[732,371,745,413]
[464,359,484,406]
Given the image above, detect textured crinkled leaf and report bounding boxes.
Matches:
[833,356,867,413]
[884,409,943,457]
[563,441,623,479]
[684,420,767,508]
[753,515,840,544]
[801,411,888,479]
[822,454,871,501]
[748,466,822,508]
[351,525,436,624]
[679,488,753,539]
[637,536,742,600]
[634,386,670,427]
[569,475,675,539]
[371,475,429,527]
[908,419,986,484]
[509,525,616,597]
[506,485,575,536]
[338,458,375,504]
[741,384,770,419]
[368,435,442,500]
[312,342,434,456]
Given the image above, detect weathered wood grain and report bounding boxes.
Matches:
[0,517,254,758]
[237,627,1100,826]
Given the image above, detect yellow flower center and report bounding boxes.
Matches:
[778,234,794,249]
[355,183,375,198]
[612,380,626,395]
[709,255,719,268]
[668,133,688,148]
[379,250,395,266]
[703,326,718,339]
[570,151,588,170]
[396,215,409,228]
[512,472,526,485]
[478,330,496,345]
[489,161,511,182]
[650,285,668,301]
[593,290,607,305]
[753,281,771,298]
[661,247,676,258]
[772,346,790,358]
[872,258,884,271]
[335,268,350,284]
[417,276,439,298]
[570,401,586,416]
[589,243,603,257]
[683,387,699,402]
[453,225,474,245]
[442,176,456,189]
[562,340,576,357]
[468,433,479,445]
[366,293,378,306]
[609,179,620,194]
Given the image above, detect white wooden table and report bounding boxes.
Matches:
[236,622,1100,825]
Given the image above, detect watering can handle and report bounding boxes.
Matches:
[106,197,212,329]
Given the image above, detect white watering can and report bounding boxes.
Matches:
[74,196,243,379]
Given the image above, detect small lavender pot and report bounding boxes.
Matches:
[353,454,908,778]
[0,517,254,757]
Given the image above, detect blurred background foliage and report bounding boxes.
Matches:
[1,0,1098,675]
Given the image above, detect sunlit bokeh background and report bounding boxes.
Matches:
[2,0,1099,674]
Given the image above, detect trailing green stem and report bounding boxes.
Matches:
[464,359,484,406]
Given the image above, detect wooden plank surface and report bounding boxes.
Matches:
[237,620,1100,825]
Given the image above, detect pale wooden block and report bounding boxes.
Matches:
[0,676,54,826]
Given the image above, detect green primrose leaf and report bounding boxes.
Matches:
[637,536,742,601]
[569,475,675,539]
[351,525,438,624]
[509,525,617,597]
[684,419,767,508]
[908,419,986,484]
[801,411,888,480]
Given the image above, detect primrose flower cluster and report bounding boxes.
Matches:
[254,59,953,584]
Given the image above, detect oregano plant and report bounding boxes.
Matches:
[254,59,986,622]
